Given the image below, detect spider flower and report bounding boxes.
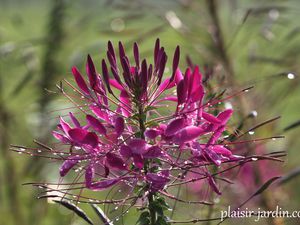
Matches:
[14,40,285,225]
[49,40,243,198]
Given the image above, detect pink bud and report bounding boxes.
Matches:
[176,80,187,105]
[86,55,98,89]
[71,67,90,95]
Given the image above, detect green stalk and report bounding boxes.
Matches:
[137,103,157,225]
[148,193,156,225]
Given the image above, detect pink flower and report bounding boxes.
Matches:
[120,139,164,169]
[18,40,271,223]
[49,40,241,194]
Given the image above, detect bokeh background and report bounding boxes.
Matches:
[0,0,299,224]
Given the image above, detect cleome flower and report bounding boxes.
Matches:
[13,39,285,225]
[49,39,242,196]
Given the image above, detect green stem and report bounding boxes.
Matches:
[148,193,156,225]
[137,103,157,224]
[138,105,146,139]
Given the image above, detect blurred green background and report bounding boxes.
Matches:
[0,0,300,224]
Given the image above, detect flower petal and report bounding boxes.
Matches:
[69,112,81,128]
[144,146,163,159]
[190,84,204,103]
[144,129,161,139]
[127,138,147,154]
[68,128,88,143]
[217,109,233,125]
[119,90,131,117]
[109,79,123,90]
[146,172,170,192]
[190,66,202,93]
[59,156,80,177]
[157,78,175,93]
[207,125,225,146]
[90,178,121,191]
[89,105,110,123]
[176,80,187,105]
[146,173,169,183]
[210,145,232,157]
[52,131,69,143]
[106,153,127,171]
[120,145,133,158]
[170,46,180,81]
[86,114,107,135]
[205,150,222,166]
[85,165,94,188]
[165,118,185,136]
[82,132,99,149]
[173,126,206,144]
[133,154,144,169]
[60,116,71,134]
[202,112,221,124]
[114,117,124,137]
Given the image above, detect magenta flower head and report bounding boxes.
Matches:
[13,39,285,225]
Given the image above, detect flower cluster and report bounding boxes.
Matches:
[52,39,242,196]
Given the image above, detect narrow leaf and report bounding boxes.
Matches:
[283,120,300,132]
[91,204,114,225]
[253,176,281,196]
[54,200,93,225]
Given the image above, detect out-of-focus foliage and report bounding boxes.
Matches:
[0,0,299,224]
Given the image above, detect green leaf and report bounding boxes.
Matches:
[152,159,162,166]
[137,211,150,225]
[54,200,93,225]
[91,204,113,225]
[156,197,170,210]
[253,176,280,196]
[130,113,140,121]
